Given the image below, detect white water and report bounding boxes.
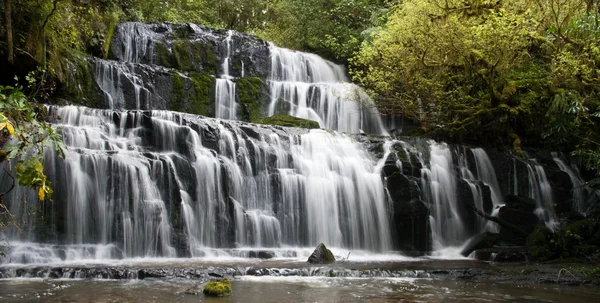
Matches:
[215,30,238,120]
[94,59,151,109]
[1,106,392,265]
[268,44,387,135]
[421,142,465,249]
[552,152,592,215]
[526,162,559,230]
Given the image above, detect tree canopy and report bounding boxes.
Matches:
[351,0,600,166]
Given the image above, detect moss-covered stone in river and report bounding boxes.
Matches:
[236,76,264,122]
[203,278,232,297]
[256,114,320,129]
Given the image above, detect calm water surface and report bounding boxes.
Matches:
[1,276,598,302]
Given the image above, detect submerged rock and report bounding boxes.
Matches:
[460,232,501,257]
[307,243,335,264]
[203,278,232,296]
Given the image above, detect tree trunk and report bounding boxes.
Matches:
[4,0,13,64]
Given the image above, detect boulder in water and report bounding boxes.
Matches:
[203,278,232,296]
[460,232,501,257]
[307,243,335,264]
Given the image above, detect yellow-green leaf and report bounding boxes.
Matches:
[38,187,45,201]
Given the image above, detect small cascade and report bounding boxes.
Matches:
[215,30,238,120]
[526,161,559,229]
[470,148,504,207]
[456,149,487,232]
[267,44,387,135]
[421,142,466,249]
[552,152,591,215]
[113,22,155,64]
[94,59,151,109]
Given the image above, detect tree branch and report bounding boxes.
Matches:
[466,204,529,238]
[0,168,16,202]
[40,0,59,34]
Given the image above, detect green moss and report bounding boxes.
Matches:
[172,40,191,70]
[103,20,118,59]
[154,42,174,68]
[322,243,335,262]
[170,73,185,112]
[255,114,320,129]
[189,72,214,116]
[170,40,219,74]
[203,278,232,297]
[236,77,264,122]
[63,57,101,108]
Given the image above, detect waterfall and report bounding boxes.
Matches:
[527,161,559,229]
[470,148,504,207]
[552,152,592,215]
[421,142,466,249]
[215,30,238,120]
[1,106,391,264]
[94,59,151,109]
[267,44,387,135]
[113,22,155,64]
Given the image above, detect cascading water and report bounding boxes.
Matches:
[526,161,559,230]
[420,142,466,249]
[215,30,238,120]
[1,106,391,264]
[552,152,597,215]
[470,148,504,207]
[267,44,387,135]
[94,59,152,109]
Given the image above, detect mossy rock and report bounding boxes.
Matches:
[236,76,265,122]
[171,40,219,74]
[203,278,232,297]
[307,243,335,264]
[255,114,320,129]
[60,57,102,108]
[169,72,214,116]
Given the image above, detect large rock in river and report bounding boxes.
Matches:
[307,243,335,264]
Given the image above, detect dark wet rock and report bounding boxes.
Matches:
[460,232,501,257]
[307,243,335,264]
[457,179,493,236]
[247,250,276,259]
[504,195,536,212]
[474,247,531,262]
[384,169,430,253]
[498,196,540,245]
[110,22,270,79]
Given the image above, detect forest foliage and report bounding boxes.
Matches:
[0,0,599,178]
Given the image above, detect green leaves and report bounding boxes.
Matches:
[351,0,600,155]
[1,85,65,201]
